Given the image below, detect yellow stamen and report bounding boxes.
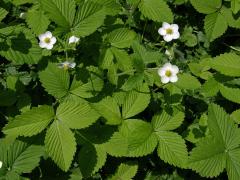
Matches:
[44,37,51,44]
[166,28,173,35]
[63,64,69,70]
[165,70,172,77]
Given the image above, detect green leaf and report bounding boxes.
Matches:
[174,73,201,90]
[78,144,107,177]
[0,26,42,64]
[107,28,136,48]
[201,77,219,97]
[92,0,121,15]
[92,96,122,125]
[0,90,17,106]
[190,0,221,14]
[231,0,240,14]
[0,8,8,22]
[139,0,173,23]
[56,99,99,129]
[227,148,240,180]
[219,84,240,104]
[188,137,226,178]
[211,53,240,77]
[156,131,188,168]
[72,1,106,37]
[208,104,240,150]
[40,0,76,29]
[39,63,70,99]
[105,119,158,157]
[111,47,133,72]
[45,120,76,171]
[70,66,103,98]
[3,106,54,137]
[152,111,185,131]
[204,12,228,42]
[26,6,50,35]
[121,73,144,91]
[0,140,44,174]
[110,162,138,180]
[231,109,240,124]
[122,83,150,119]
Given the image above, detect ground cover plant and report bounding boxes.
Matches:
[0,0,240,179]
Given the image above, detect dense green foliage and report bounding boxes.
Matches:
[0,0,240,179]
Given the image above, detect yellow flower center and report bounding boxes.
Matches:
[44,37,51,44]
[166,28,173,35]
[165,70,172,77]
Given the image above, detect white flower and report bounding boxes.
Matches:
[0,161,2,169]
[19,12,26,19]
[58,61,76,70]
[158,22,180,42]
[158,63,179,84]
[69,36,80,44]
[38,31,57,50]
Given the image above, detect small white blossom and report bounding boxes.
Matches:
[38,31,57,50]
[158,22,180,42]
[158,63,179,84]
[0,161,2,169]
[19,12,26,19]
[69,36,80,44]
[58,61,76,70]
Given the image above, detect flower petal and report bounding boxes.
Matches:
[162,22,170,29]
[46,44,53,50]
[163,35,173,42]
[158,67,166,76]
[38,34,46,41]
[171,65,179,74]
[39,41,47,48]
[161,76,170,84]
[163,62,172,69]
[69,62,76,68]
[172,32,180,39]
[158,28,166,36]
[171,24,179,31]
[170,75,178,83]
[45,31,52,38]
[50,37,57,45]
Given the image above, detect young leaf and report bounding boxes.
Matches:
[45,120,76,172]
[211,53,240,77]
[190,0,221,14]
[204,12,228,42]
[39,63,70,99]
[122,83,150,119]
[139,0,173,23]
[107,28,136,49]
[72,1,106,37]
[3,106,54,137]
[40,0,76,29]
[56,99,99,129]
